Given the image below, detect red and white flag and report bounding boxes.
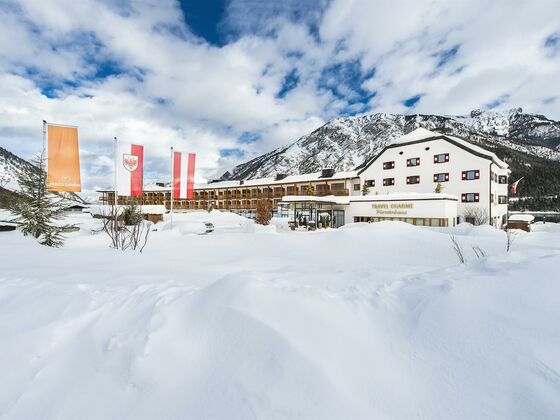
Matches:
[510,177,523,195]
[116,142,144,197]
[173,151,196,199]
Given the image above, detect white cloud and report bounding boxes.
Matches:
[0,0,559,194]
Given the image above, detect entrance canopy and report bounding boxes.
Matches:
[280,196,347,229]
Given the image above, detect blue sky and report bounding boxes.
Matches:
[0,0,559,192]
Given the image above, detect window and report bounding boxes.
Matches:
[383,178,395,186]
[434,153,449,163]
[407,157,420,167]
[383,161,395,170]
[498,195,507,204]
[462,170,480,180]
[406,176,420,184]
[433,173,449,182]
[353,183,360,191]
[316,184,327,191]
[365,180,375,187]
[498,175,507,184]
[331,183,344,190]
[461,193,480,203]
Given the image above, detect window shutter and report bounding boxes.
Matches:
[462,171,466,180]
[434,155,438,163]
[475,170,480,179]
[406,177,410,184]
[433,174,437,182]
[445,173,449,181]
[461,194,466,202]
[475,193,479,202]
[416,158,420,165]
[445,154,449,162]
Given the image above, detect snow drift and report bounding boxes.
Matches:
[1,212,559,419]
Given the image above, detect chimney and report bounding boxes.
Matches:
[320,168,335,178]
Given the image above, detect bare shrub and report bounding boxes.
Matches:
[95,205,151,252]
[462,207,489,226]
[471,245,486,258]
[506,229,517,252]
[450,235,466,264]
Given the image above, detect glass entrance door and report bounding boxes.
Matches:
[332,210,345,228]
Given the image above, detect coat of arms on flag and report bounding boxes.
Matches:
[116,142,144,197]
[123,154,139,172]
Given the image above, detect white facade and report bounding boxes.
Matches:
[357,128,510,228]
[344,194,458,226]
[282,193,459,228]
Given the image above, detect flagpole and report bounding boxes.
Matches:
[42,120,47,173]
[170,146,174,229]
[114,136,118,206]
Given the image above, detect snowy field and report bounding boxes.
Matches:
[1,211,560,419]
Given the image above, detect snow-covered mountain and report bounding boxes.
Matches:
[0,146,86,207]
[221,109,560,180]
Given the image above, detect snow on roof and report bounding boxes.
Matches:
[392,128,508,169]
[194,170,359,190]
[97,171,359,193]
[508,214,535,222]
[393,127,438,144]
[280,195,351,205]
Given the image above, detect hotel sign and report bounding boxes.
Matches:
[372,202,414,215]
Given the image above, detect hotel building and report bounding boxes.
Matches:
[99,128,510,228]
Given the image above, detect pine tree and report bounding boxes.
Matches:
[362,182,370,196]
[9,153,69,247]
[435,182,443,193]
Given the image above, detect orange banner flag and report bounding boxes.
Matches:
[47,123,82,192]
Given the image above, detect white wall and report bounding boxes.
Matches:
[342,198,457,226]
[359,138,509,227]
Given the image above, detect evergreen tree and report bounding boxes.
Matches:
[362,182,370,196]
[9,154,70,247]
[305,184,315,196]
[435,182,443,193]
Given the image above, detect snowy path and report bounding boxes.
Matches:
[1,214,560,419]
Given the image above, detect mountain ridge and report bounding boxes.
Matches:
[221,108,560,183]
